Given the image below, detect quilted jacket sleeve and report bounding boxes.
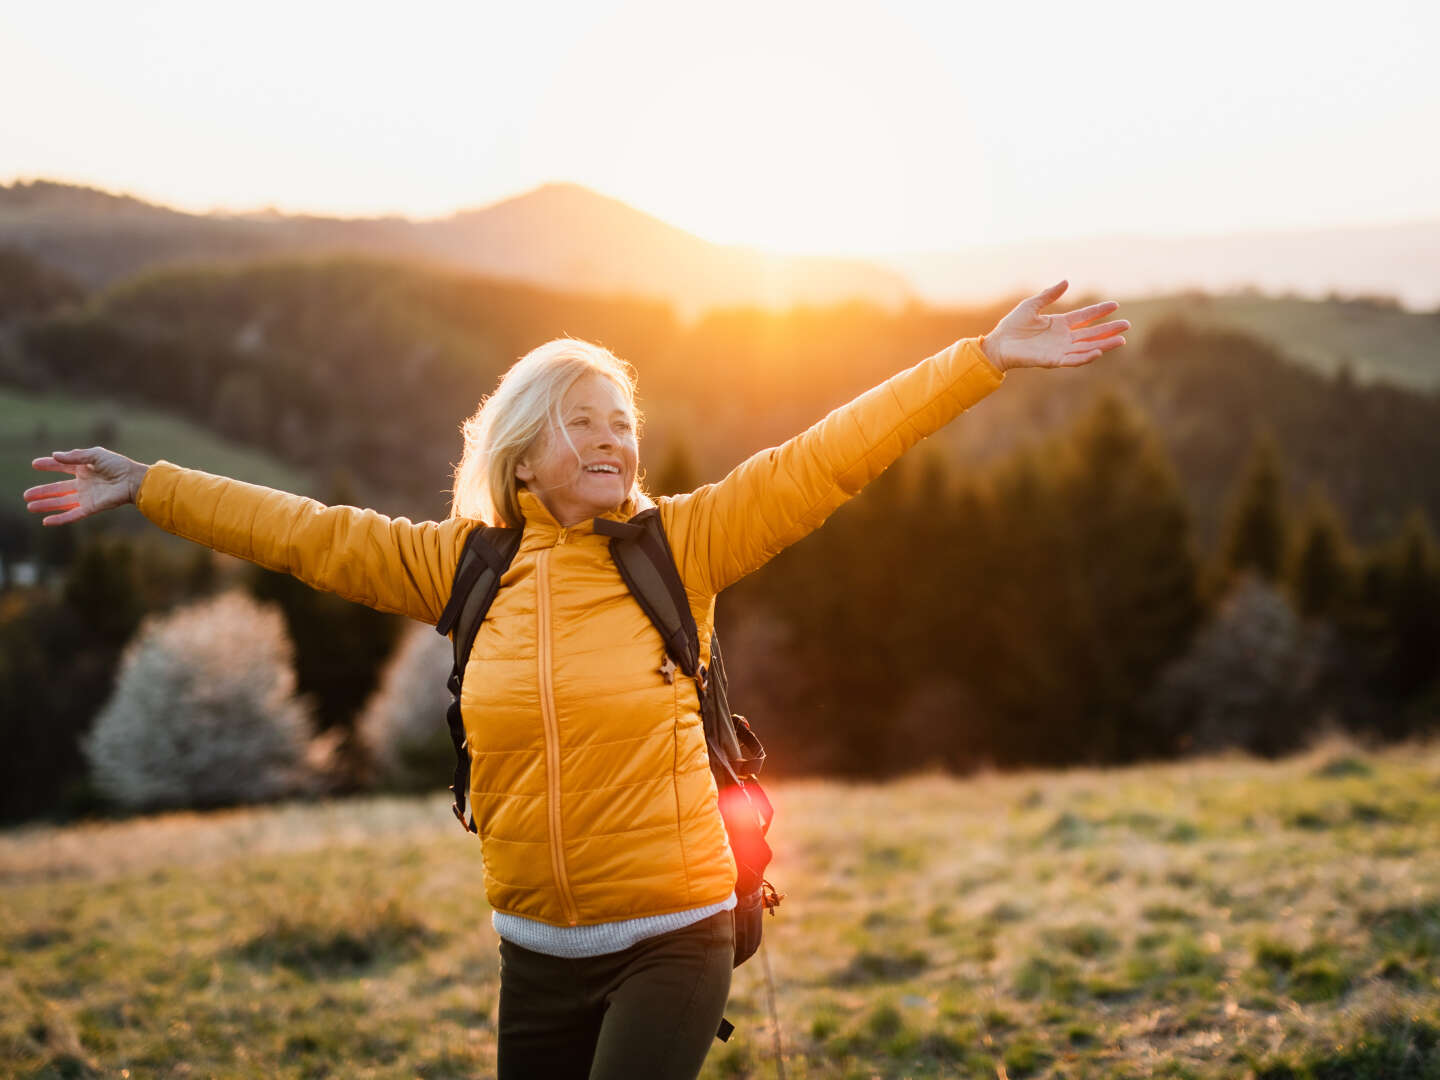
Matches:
[661,336,1005,596]
[135,461,475,625]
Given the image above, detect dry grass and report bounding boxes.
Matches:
[4,733,1439,1078]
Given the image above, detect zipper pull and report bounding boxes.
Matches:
[556,526,569,546]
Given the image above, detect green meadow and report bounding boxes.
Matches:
[4,736,1439,1079]
[1118,293,1440,392]
[0,387,314,509]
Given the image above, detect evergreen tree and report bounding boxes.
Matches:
[1053,393,1204,760]
[1219,427,1288,585]
[185,545,218,597]
[246,566,403,734]
[1285,486,1356,620]
[969,445,1078,766]
[243,471,405,737]
[1373,509,1440,711]
[62,536,143,650]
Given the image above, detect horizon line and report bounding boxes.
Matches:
[4,172,1440,261]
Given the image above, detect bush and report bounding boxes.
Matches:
[84,590,314,810]
[1145,574,1331,755]
[356,620,454,791]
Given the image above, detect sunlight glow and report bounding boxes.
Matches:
[2,0,1438,254]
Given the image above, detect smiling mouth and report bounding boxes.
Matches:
[584,465,621,474]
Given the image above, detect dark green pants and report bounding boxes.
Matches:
[496,909,734,1080]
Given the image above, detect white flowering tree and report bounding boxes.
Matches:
[356,620,454,792]
[84,589,314,810]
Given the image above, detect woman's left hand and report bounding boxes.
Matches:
[980,279,1129,373]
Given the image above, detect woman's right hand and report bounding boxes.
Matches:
[24,447,151,526]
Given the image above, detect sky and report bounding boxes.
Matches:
[3,0,1439,255]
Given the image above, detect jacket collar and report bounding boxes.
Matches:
[517,489,640,548]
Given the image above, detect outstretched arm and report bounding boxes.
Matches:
[25,449,473,625]
[662,280,1128,595]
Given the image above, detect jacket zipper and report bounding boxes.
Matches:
[536,539,580,925]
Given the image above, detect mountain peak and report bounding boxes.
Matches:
[451,181,666,229]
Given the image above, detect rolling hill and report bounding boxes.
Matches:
[0,179,911,320]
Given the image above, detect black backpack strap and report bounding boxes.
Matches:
[593,510,700,677]
[435,524,523,833]
[599,508,782,994]
[596,511,755,789]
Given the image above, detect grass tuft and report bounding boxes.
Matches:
[834,946,930,985]
[234,899,440,978]
[1312,754,1374,779]
[1002,1033,1052,1077]
[1046,922,1120,958]
[1253,1013,1440,1079]
[8,926,74,952]
[1041,810,1095,848]
[1362,899,1440,960]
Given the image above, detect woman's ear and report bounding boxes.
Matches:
[515,457,534,484]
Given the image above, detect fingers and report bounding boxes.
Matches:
[31,448,98,473]
[23,485,84,524]
[40,507,88,527]
[26,493,80,516]
[1073,318,1130,343]
[1063,301,1121,329]
[24,478,79,498]
[1030,279,1069,308]
[1063,336,1126,365]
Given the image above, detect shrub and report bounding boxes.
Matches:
[356,620,454,791]
[1146,574,1331,755]
[84,590,314,810]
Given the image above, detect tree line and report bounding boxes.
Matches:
[6,384,1434,820]
[3,249,1437,819]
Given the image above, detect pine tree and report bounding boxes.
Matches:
[62,536,142,649]
[1285,486,1356,620]
[1219,427,1289,585]
[245,475,404,733]
[971,445,1079,766]
[1053,393,1204,760]
[1375,509,1440,708]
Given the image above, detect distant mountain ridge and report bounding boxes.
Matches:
[883,220,1440,314]
[5,177,1438,317]
[0,179,912,319]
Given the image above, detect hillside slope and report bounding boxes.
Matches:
[0,179,911,319]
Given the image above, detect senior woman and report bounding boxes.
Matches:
[26,279,1128,1079]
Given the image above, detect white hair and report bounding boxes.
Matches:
[449,338,648,526]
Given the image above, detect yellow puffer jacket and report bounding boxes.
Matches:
[136,336,1004,925]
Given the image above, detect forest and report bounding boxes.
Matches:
[3,246,1437,822]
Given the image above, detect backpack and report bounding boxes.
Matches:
[433,508,782,1002]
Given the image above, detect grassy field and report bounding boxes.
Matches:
[1118,294,1440,392]
[3,736,1439,1079]
[0,387,315,507]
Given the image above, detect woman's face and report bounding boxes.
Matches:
[516,373,639,526]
